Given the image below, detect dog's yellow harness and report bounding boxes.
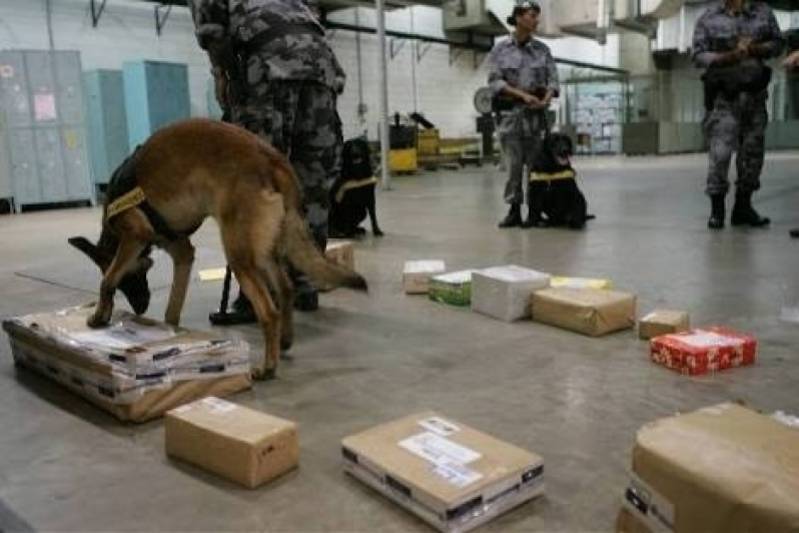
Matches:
[106,186,146,220]
[334,176,379,203]
[529,169,576,182]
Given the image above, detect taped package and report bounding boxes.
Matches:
[326,240,355,270]
[2,305,252,422]
[638,310,690,340]
[165,397,298,488]
[342,412,545,533]
[649,326,756,375]
[471,265,551,322]
[531,288,636,336]
[429,270,476,307]
[403,260,447,294]
[618,403,799,533]
[550,276,612,290]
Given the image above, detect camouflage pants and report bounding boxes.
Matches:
[498,110,545,205]
[703,91,768,196]
[233,80,343,249]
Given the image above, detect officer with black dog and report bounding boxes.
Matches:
[692,0,784,230]
[487,1,559,229]
[188,0,345,320]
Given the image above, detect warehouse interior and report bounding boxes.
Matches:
[1,0,798,531]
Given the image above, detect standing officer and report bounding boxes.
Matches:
[692,0,783,230]
[785,31,799,238]
[487,1,559,228]
[188,0,345,317]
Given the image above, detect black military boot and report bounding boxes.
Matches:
[498,203,522,228]
[731,191,770,227]
[708,194,725,230]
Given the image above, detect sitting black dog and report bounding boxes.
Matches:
[329,137,384,238]
[528,133,591,229]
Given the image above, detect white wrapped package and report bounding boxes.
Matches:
[403,260,447,294]
[472,266,551,322]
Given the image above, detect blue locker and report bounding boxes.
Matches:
[123,60,190,150]
[84,69,130,184]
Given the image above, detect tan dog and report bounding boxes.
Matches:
[69,119,367,378]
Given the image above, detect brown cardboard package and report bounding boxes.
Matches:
[342,412,544,532]
[165,397,298,489]
[638,310,690,340]
[2,305,251,423]
[325,240,355,270]
[619,403,799,532]
[531,288,636,336]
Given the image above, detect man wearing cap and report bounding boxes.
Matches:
[487,1,559,228]
[692,0,783,230]
[188,0,346,318]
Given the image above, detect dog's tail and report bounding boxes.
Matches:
[283,209,368,292]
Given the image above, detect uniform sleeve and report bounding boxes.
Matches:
[545,47,559,97]
[692,14,717,68]
[187,0,229,52]
[755,8,784,59]
[487,46,508,96]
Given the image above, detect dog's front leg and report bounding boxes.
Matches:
[88,236,149,328]
[367,190,384,236]
[163,237,195,326]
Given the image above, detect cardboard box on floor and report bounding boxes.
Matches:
[429,270,477,307]
[638,310,689,340]
[471,265,550,322]
[325,240,355,270]
[1,305,251,422]
[531,288,636,336]
[342,412,544,532]
[403,260,447,294]
[166,397,298,488]
[618,403,799,533]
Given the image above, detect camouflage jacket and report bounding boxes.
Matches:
[188,0,345,92]
[692,1,784,69]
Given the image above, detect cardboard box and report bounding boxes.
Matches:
[471,265,551,322]
[638,310,690,340]
[342,412,545,532]
[2,305,252,422]
[403,260,447,294]
[649,326,756,375]
[531,288,636,336]
[620,403,799,532]
[165,397,298,488]
[550,276,612,290]
[429,270,476,307]
[326,240,355,270]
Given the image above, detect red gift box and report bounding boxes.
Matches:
[649,326,757,376]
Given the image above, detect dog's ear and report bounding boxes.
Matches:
[68,236,111,271]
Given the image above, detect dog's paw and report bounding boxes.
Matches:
[86,314,110,329]
[373,229,384,237]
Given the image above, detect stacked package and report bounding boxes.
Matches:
[342,412,545,532]
[649,326,756,375]
[2,304,252,422]
[403,260,447,294]
[618,403,799,532]
[429,270,476,306]
[471,265,551,322]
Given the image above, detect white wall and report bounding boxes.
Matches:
[0,0,620,140]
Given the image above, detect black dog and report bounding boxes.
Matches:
[528,133,591,229]
[329,137,384,238]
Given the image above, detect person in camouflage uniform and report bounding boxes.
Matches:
[487,1,559,229]
[784,29,799,238]
[188,0,345,316]
[692,0,784,230]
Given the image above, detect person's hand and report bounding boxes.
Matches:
[784,50,799,70]
[541,91,553,106]
[737,36,753,55]
[522,92,544,109]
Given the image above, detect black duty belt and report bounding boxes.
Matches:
[236,23,322,56]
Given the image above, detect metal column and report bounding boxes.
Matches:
[376,0,391,190]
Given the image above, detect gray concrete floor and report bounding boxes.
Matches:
[1,152,798,532]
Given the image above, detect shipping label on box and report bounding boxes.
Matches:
[649,327,756,375]
[638,310,690,340]
[342,412,545,533]
[531,288,636,336]
[471,265,551,322]
[403,260,447,294]
[166,397,298,488]
[428,270,476,307]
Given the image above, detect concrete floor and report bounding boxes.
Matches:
[1,152,798,532]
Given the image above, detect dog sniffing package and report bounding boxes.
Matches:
[342,412,544,533]
[165,397,298,488]
[638,310,690,340]
[471,266,551,322]
[403,260,447,294]
[531,288,636,336]
[428,270,477,306]
[2,304,251,422]
[649,327,756,375]
[617,403,799,533]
